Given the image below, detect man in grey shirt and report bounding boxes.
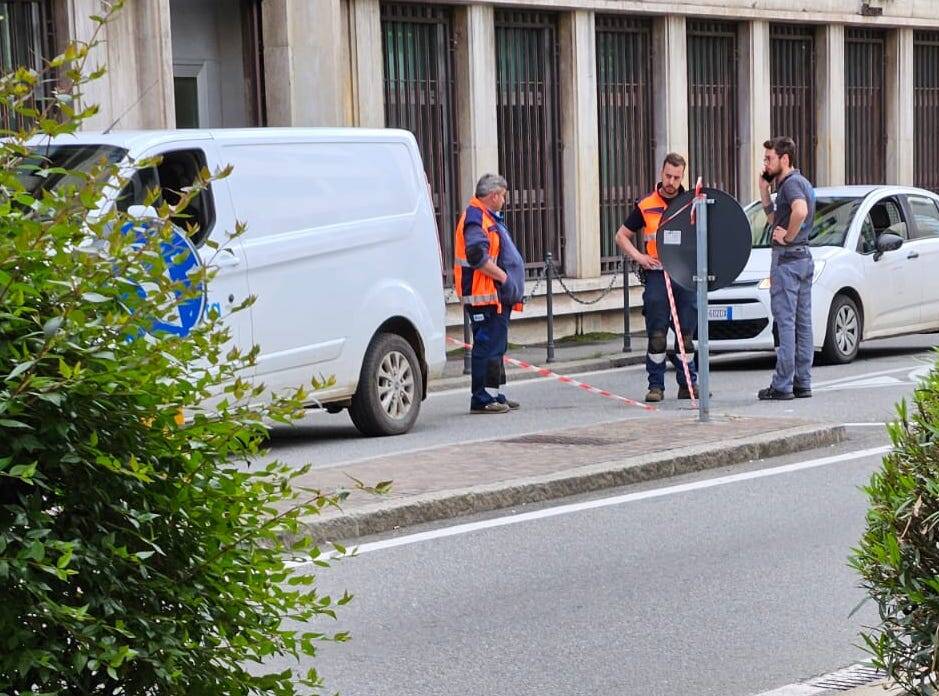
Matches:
[757,136,816,401]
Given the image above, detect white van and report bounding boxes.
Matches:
[26,128,447,436]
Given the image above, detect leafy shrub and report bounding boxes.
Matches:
[0,6,350,694]
[852,356,939,695]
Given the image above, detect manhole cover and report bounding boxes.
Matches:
[503,434,617,447]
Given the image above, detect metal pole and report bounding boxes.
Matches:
[622,256,631,352]
[462,307,472,375]
[545,252,556,363]
[695,191,710,422]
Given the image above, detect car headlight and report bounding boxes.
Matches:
[757,260,826,289]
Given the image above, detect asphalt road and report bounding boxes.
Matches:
[258,334,938,696]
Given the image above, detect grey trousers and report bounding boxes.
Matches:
[770,250,814,393]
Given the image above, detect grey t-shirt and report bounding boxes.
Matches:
[773,169,815,246]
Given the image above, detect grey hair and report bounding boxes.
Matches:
[475,173,508,198]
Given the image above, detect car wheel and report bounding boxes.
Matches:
[821,294,861,364]
[349,333,423,436]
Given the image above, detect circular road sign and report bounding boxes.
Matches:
[655,187,752,292]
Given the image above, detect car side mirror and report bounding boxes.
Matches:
[874,232,903,261]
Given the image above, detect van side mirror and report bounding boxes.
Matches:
[127,204,160,220]
[874,232,903,261]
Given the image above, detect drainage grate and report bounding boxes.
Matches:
[806,663,884,692]
[503,434,618,447]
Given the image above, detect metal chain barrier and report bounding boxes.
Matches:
[522,274,543,303]
[545,257,620,306]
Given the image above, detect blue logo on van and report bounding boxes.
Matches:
[123,221,206,337]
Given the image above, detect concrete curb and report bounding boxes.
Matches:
[431,352,645,393]
[840,683,900,695]
[296,422,846,542]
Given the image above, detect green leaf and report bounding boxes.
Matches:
[0,419,32,430]
[8,463,37,479]
[6,360,35,381]
[42,315,64,337]
[81,292,109,303]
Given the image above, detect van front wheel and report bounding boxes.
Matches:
[350,333,423,436]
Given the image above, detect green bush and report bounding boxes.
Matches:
[852,355,939,695]
[0,7,351,694]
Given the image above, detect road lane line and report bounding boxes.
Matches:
[287,444,890,567]
[812,361,930,388]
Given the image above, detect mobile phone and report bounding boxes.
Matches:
[761,171,775,183]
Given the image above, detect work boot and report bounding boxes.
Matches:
[645,387,664,403]
[757,386,794,401]
[677,385,698,400]
[793,385,813,399]
[497,395,521,410]
[470,401,510,414]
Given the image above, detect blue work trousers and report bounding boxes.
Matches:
[468,305,511,408]
[643,270,698,390]
[770,251,814,393]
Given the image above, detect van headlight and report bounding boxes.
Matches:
[757,260,826,290]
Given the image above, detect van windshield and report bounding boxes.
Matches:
[15,144,128,196]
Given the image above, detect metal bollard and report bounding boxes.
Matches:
[622,256,631,352]
[544,251,554,362]
[462,306,472,375]
[545,252,556,363]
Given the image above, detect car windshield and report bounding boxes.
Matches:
[747,196,862,248]
[14,144,128,196]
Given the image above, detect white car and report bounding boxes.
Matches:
[708,185,939,363]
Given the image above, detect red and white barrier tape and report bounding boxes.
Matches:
[662,271,697,408]
[446,336,655,411]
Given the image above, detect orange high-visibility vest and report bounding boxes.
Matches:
[453,198,503,309]
[637,189,671,261]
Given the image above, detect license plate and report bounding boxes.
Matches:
[708,306,732,321]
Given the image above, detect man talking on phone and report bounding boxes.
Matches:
[757,136,816,401]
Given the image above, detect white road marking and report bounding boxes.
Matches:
[287,444,890,568]
[815,375,905,392]
[843,422,888,427]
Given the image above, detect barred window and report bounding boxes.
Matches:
[0,0,56,129]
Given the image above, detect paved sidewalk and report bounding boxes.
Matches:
[288,412,846,542]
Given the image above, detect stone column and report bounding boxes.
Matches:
[349,0,384,127]
[738,20,771,203]
[262,0,346,126]
[652,15,688,187]
[65,0,174,130]
[815,24,846,186]
[558,10,600,279]
[886,28,915,186]
[453,5,499,206]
